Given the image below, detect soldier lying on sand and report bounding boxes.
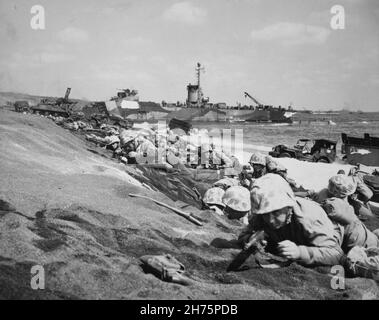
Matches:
[238,174,344,266]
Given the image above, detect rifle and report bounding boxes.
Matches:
[227,230,266,272]
[129,193,203,226]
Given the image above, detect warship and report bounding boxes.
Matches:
[105,63,295,123]
[164,63,295,123]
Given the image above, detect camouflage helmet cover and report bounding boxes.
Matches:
[222,186,251,212]
[203,187,226,208]
[328,175,357,198]
[249,152,266,166]
[250,173,296,215]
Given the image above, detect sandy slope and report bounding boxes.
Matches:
[0,109,378,300]
[275,158,353,191]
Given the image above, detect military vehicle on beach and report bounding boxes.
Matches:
[14,100,30,113]
[269,138,337,163]
[31,87,74,117]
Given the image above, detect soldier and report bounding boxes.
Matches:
[202,187,226,215]
[348,168,374,219]
[248,152,300,190]
[239,174,344,266]
[321,197,379,253]
[300,174,371,218]
[222,186,251,224]
[248,152,267,179]
[238,165,254,190]
[202,185,251,225]
[135,136,157,164]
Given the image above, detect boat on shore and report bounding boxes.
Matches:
[341,133,379,166]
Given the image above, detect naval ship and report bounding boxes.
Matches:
[105,63,295,123]
[163,63,294,123]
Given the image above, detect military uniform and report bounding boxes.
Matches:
[240,174,344,266]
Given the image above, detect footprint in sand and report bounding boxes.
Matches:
[93,165,108,172]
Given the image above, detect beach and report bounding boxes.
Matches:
[1,108,379,300]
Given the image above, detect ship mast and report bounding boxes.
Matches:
[196,62,204,107]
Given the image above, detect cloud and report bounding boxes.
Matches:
[124,36,151,46]
[250,22,331,45]
[163,2,207,25]
[4,49,74,69]
[38,52,74,64]
[57,27,89,43]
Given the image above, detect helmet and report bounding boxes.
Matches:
[128,151,137,158]
[213,177,240,190]
[106,135,120,146]
[266,156,286,173]
[222,186,251,212]
[249,152,266,166]
[251,174,296,215]
[167,134,179,144]
[119,129,138,146]
[328,175,357,198]
[166,151,180,166]
[203,187,225,208]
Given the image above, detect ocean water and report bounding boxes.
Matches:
[193,112,379,163]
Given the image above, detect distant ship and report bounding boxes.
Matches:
[164,63,294,123]
[105,63,294,123]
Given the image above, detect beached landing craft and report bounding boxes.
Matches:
[341,133,379,166]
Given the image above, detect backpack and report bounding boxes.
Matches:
[345,246,379,280]
[140,254,192,285]
[363,175,379,203]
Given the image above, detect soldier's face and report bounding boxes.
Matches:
[262,207,291,229]
[252,164,264,173]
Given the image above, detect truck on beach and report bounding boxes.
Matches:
[269,138,337,163]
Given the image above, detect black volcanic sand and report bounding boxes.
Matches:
[0,109,378,300]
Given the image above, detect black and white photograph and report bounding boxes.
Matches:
[0,0,379,304]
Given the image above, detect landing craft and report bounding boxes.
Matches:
[341,133,379,166]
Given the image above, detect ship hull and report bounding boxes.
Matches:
[343,148,379,166]
[165,107,293,123]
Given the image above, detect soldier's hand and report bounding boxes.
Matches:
[277,240,300,260]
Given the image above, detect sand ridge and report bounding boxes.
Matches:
[0,109,378,300]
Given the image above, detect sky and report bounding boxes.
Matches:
[0,0,378,110]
